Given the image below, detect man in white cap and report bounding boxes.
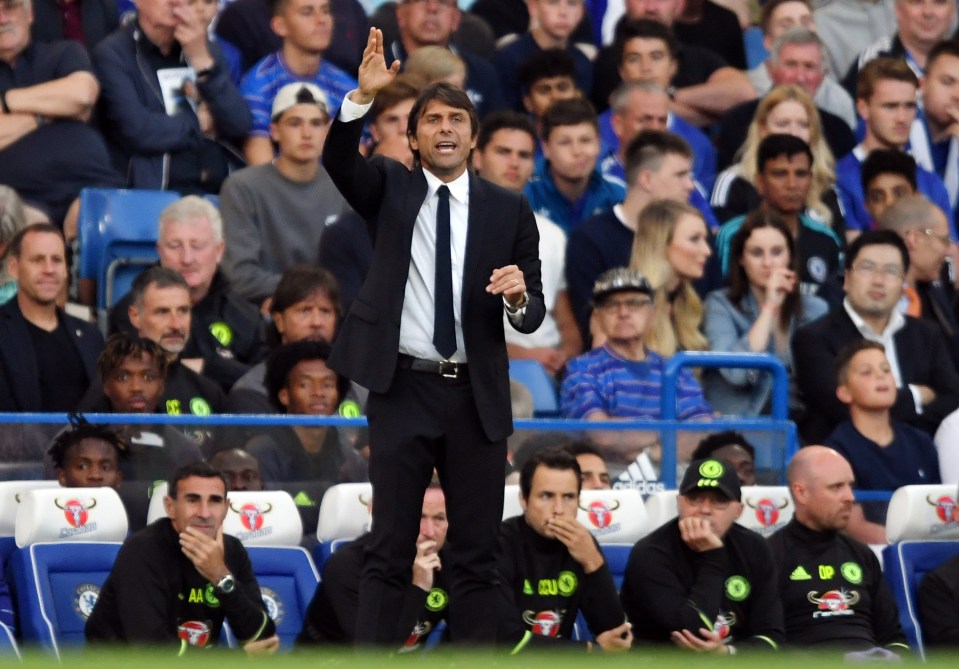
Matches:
[220,82,350,310]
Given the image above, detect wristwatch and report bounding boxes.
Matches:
[215,573,235,595]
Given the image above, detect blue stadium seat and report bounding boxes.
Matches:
[245,546,319,651]
[508,360,559,416]
[743,26,768,69]
[75,188,179,315]
[0,621,19,659]
[882,540,959,658]
[10,542,122,657]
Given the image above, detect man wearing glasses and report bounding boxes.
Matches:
[560,267,711,492]
[620,458,784,653]
[793,229,959,443]
[560,267,712,423]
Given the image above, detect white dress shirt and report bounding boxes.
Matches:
[338,92,525,363]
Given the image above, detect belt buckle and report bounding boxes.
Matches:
[438,360,458,379]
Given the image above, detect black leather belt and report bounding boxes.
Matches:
[397,354,468,379]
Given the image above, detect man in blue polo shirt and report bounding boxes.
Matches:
[240,0,357,164]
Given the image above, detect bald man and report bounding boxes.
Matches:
[767,446,907,654]
[876,195,959,368]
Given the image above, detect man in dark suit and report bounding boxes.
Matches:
[0,223,102,411]
[792,230,959,443]
[321,28,544,647]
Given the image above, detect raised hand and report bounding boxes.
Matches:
[353,28,401,105]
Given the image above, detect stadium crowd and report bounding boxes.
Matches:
[1,0,959,656]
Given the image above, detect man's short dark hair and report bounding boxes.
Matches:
[476,110,536,152]
[623,129,692,186]
[517,48,577,93]
[756,133,813,174]
[519,447,582,500]
[928,38,959,73]
[97,332,170,386]
[860,149,918,192]
[129,266,189,309]
[48,415,127,470]
[540,97,598,142]
[614,18,678,65]
[691,431,756,462]
[844,229,910,273]
[759,0,811,35]
[407,82,478,165]
[264,340,349,412]
[564,440,604,459]
[7,222,64,259]
[168,461,228,498]
[834,339,887,386]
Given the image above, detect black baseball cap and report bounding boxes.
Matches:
[680,458,742,502]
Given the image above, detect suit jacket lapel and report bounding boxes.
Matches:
[463,172,489,311]
[0,302,41,410]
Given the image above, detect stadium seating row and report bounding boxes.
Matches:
[0,481,955,657]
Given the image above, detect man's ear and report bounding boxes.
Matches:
[129,304,141,330]
[278,387,290,410]
[836,383,852,405]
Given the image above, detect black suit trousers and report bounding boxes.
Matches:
[356,366,506,646]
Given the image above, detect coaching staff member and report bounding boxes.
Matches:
[322,28,544,646]
[86,462,278,653]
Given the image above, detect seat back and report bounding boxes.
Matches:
[223,491,302,546]
[886,484,959,543]
[75,188,176,309]
[644,490,679,531]
[881,540,959,658]
[10,542,122,656]
[0,480,60,562]
[577,489,646,544]
[508,360,559,416]
[146,481,169,526]
[245,546,319,652]
[737,485,794,537]
[313,483,373,569]
[502,484,523,520]
[15,487,128,547]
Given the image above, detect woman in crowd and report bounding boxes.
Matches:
[627,200,712,357]
[710,84,843,236]
[702,212,828,415]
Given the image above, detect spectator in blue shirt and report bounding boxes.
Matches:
[561,266,711,478]
[493,0,594,112]
[836,57,955,240]
[240,0,357,164]
[562,266,710,422]
[525,98,624,233]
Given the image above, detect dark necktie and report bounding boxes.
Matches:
[433,185,456,359]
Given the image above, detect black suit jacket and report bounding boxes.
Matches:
[322,114,545,442]
[0,298,103,411]
[792,306,959,442]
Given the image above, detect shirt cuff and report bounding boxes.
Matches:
[908,384,924,415]
[504,296,526,324]
[338,91,372,122]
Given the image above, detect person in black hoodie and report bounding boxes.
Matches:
[496,447,632,653]
[620,457,784,653]
[86,461,278,653]
[297,483,449,650]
